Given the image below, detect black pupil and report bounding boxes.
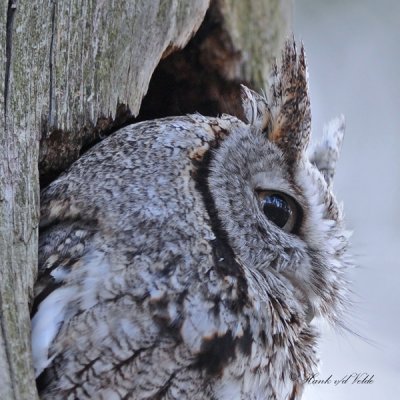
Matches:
[262,194,291,228]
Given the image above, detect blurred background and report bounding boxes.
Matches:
[294,0,400,398]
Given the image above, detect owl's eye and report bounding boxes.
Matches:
[257,191,299,233]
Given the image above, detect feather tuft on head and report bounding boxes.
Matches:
[241,38,311,162]
[309,115,345,186]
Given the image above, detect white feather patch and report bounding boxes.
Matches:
[31,286,77,377]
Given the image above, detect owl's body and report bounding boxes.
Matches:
[32,41,350,400]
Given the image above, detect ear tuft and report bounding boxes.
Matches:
[266,39,311,161]
[240,38,312,163]
[309,115,345,186]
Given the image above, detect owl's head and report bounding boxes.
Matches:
[207,40,351,330]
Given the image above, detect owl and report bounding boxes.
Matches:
[32,40,351,400]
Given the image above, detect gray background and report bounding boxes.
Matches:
[294,0,400,398]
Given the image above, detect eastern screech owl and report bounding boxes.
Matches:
[32,40,351,400]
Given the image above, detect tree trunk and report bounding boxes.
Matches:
[0,1,291,398]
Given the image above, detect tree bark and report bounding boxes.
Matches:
[0,1,291,398]
[0,1,40,398]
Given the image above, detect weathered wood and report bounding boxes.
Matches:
[0,0,41,398]
[0,0,291,398]
[137,0,291,122]
[221,0,292,89]
[39,0,211,184]
[46,0,210,132]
